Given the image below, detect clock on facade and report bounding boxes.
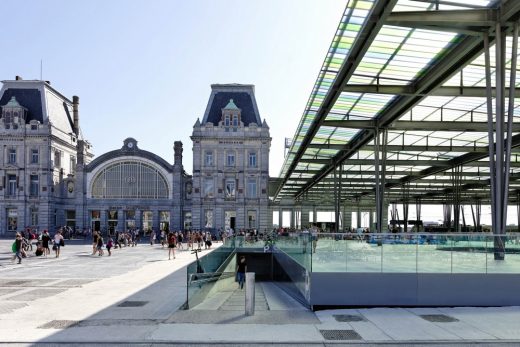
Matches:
[67,181,74,193]
[127,142,134,148]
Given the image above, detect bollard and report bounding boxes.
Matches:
[245,272,255,316]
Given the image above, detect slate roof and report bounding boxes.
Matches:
[0,88,43,122]
[202,85,262,126]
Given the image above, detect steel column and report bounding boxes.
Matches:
[334,165,339,233]
[415,198,422,232]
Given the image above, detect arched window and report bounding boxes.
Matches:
[91,161,168,199]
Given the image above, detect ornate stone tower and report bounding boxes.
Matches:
[191,84,271,233]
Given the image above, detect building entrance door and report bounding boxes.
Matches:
[225,211,236,231]
[107,210,118,235]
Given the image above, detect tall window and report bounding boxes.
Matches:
[66,210,76,229]
[247,178,257,198]
[7,209,17,231]
[31,208,38,226]
[70,156,76,174]
[54,150,61,168]
[226,152,235,167]
[248,152,257,167]
[205,151,213,166]
[204,178,214,198]
[225,179,236,198]
[248,211,257,228]
[7,175,16,196]
[224,115,230,127]
[232,114,239,127]
[30,175,39,197]
[31,149,39,164]
[8,149,16,164]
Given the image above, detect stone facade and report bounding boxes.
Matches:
[0,78,93,234]
[0,80,271,235]
[191,84,271,233]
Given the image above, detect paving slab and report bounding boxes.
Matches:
[1,240,520,345]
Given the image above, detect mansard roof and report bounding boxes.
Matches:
[0,80,86,140]
[202,84,262,126]
[0,88,43,122]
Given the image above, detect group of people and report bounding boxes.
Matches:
[11,229,65,263]
[8,227,224,264]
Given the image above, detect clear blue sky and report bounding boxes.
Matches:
[1,0,347,177]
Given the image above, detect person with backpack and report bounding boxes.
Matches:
[167,232,176,260]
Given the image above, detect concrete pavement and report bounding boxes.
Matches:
[0,239,519,346]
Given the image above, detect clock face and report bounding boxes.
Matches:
[127,142,134,148]
[67,182,74,193]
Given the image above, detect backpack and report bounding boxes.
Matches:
[11,241,16,253]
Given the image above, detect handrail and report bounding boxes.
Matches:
[188,271,235,286]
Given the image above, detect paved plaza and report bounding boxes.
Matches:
[0,239,518,346]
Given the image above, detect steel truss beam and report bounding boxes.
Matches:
[280,0,520,203]
[299,158,520,167]
[343,84,520,97]
[385,9,498,31]
[307,143,520,153]
[274,0,399,200]
[322,120,520,132]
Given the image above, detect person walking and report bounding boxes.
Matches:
[167,232,176,260]
[53,230,64,258]
[92,231,99,255]
[97,235,104,256]
[41,230,51,256]
[236,256,247,290]
[106,237,113,256]
[12,233,23,264]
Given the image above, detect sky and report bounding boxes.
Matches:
[0,0,347,178]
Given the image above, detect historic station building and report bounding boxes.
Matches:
[0,79,270,235]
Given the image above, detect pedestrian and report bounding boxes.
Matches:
[168,232,176,260]
[12,233,23,264]
[97,235,104,256]
[42,230,51,256]
[92,231,99,255]
[53,230,64,258]
[236,256,247,290]
[106,237,113,256]
[150,230,155,246]
[177,232,184,251]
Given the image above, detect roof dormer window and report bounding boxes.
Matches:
[2,96,27,127]
[221,99,241,128]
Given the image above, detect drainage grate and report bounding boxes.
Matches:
[320,329,362,340]
[117,300,148,307]
[420,314,459,323]
[333,314,366,322]
[38,320,79,329]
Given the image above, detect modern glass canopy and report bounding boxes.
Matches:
[274,0,520,206]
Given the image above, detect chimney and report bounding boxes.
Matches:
[72,95,79,136]
[174,141,183,166]
[15,75,23,81]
